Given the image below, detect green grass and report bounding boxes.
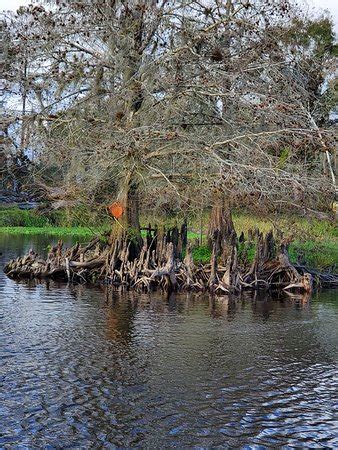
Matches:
[0,206,109,228]
[0,226,105,238]
[191,245,211,264]
[0,208,50,227]
[232,212,336,241]
[289,240,338,271]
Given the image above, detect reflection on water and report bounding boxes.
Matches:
[0,234,337,447]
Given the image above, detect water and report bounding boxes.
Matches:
[1,234,337,448]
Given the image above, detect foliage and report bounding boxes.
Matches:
[1,0,336,219]
[191,246,211,264]
[0,226,99,237]
[289,241,337,271]
[126,226,142,244]
[0,208,49,227]
[277,147,290,170]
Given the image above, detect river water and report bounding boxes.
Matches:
[0,234,337,448]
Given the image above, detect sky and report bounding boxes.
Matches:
[1,0,338,34]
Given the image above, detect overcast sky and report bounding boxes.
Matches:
[1,0,338,34]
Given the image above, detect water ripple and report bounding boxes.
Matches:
[0,235,337,447]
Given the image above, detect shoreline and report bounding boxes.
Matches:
[4,228,338,293]
[1,225,336,273]
[0,226,104,238]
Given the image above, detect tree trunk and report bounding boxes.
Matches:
[207,190,239,290]
[117,176,142,260]
[109,173,142,260]
[124,179,140,233]
[207,190,236,258]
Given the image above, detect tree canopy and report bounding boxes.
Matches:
[1,0,336,223]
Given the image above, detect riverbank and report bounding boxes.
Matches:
[0,226,104,238]
[1,208,337,271]
[4,209,338,293]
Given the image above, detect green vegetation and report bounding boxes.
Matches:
[0,206,105,228]
[0,207,336,271]
[0,208,51,227]
[191,245,211,264]
[289,240,338,271]
[0,226,104,238]
[191,241,337,271]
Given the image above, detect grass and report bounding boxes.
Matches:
[0,208,50,227]
[0,206,108,228]
[0,226,107,238]
[0,206,336,271]
[289,240,338,270]
[191,245,212,264]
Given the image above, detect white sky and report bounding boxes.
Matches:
[1,0,338,34]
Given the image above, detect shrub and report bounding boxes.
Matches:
[0,208,49,227]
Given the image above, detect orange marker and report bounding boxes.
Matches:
[108,201,124,219]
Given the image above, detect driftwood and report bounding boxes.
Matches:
[4,217,337,293]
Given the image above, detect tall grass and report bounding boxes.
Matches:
[0,207,109,228]
[0,226,103,237]
[0,208,50,227]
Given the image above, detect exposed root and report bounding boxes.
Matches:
[4,222,337,293]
